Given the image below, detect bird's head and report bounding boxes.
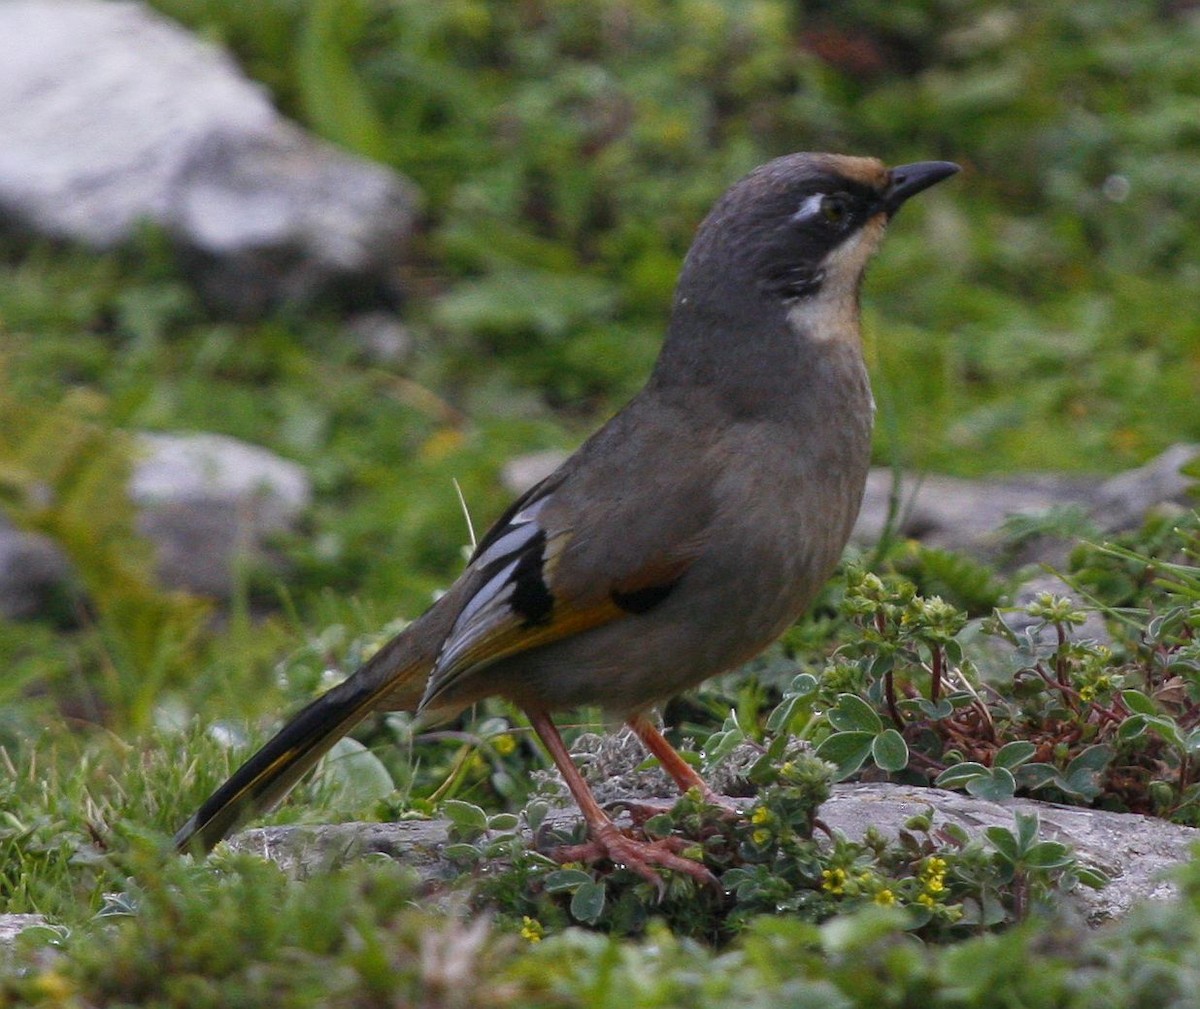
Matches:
[670,153,959,345]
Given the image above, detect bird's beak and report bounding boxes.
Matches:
[882,161,960,216]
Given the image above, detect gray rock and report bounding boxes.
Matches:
[130,432,312,597]
[820,783,1196,924]
[343,312,414,366]
[0,913,48,951]
[500,450,568,496]
[1093,443,1198,532]
[0,517,74,620]
[222,781,1199,925]
[852,443,1197,564]
[0,0,419,314]
[852,467,1101,558]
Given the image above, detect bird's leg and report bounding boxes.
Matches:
[626,714,742,815]
[525,708,718,890]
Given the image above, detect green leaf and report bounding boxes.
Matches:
[985,826,1020,862]
[934,762,990,788]
[643,814,674,839]
[815,731,875,780]
[1076,865,1111,889]
[487,813,519,832]
[296,0,388,161]
[542,869,594,893]
[958,893,1007,927]
[913,697,955,719]
[1065,745,1114,776]
[788,672,820,696]
[318,737,395,812]
[706,727,747,765]
[1023,841,1073,870]
[441,843,483,864]
[441,800,489,832]
[827,694,884,733]
[1018,763,1062,791]
[1121,689,1158,715]
[525,800,550,835]
[1143,715,1186,751]
[569,880,607,925]
[434,270,618,340]
[871,729,909,772]
[994,740,1037,770]
[1014,811,1039,851]
[766,693,808,733]
[966,767,1017,801]
[1117,714,1149,741]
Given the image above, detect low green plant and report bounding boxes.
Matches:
[438,729,1101,944]
[803,514,1200,823]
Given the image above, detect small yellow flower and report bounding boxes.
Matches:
[925,876,945,895]
[1078,684,1096,702]
[875,889,896,906]
[492,733,517,756]
[420,427,466,461]
[925,857,947,875]
[750,806,773,825]
[751,828,772,845]
[822,867,847,894]
[520,916,544,944]
[32,970,74,1001]
[917,893,936,909]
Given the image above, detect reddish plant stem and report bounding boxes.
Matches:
[884,670,904,731]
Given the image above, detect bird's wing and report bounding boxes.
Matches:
[418,422,713,714]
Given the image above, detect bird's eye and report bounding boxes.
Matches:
[820,195,849,225]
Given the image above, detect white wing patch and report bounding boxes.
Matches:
[419,492,555,711]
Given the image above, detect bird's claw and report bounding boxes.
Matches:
[549,826,720,895]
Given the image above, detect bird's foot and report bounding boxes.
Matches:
[550,824,719,894]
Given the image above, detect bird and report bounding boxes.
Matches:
[175,152,960,885]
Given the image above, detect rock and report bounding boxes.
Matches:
[0,0,420,314]
[343,312,414,366]
[852,468,1101,558]
[820,783,1195,924]
[1093,443,1198,532]
[0,518,74,621]
[227,820,457,881]
[222,781,1199,925]
[0,914,47,951]
[852,444,1198,565]
[500,450,568,496]
[130,432,312,598]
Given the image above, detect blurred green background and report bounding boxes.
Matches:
[2,0,1198,739]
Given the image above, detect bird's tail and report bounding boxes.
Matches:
[174,636,431,856]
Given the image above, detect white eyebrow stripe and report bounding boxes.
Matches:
[795,193,825,220]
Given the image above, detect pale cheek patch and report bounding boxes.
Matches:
[786,213,887,344]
